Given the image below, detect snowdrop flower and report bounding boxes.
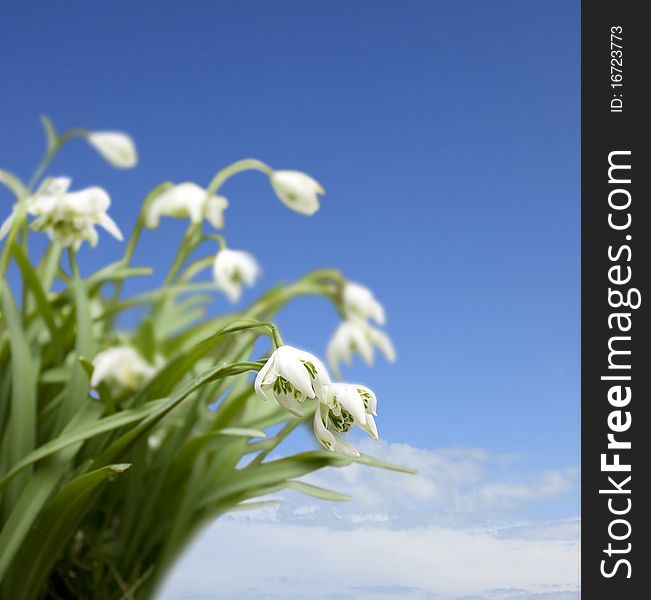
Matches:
[213,248,260,303]
[326,318,396,379]
[91,346,157,391]
[270,170,324,216]
[87,132,138,168]
[313,383,379,456]
[342,281,385,325]
[255,345,331,417]
[145,182,228,229]
[1,177,122,250]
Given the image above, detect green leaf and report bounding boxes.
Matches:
[0,400,165,491]
[352,453,417,475]
[230,499,282,512]
[200,451,351,508]
[52,253,95,433]
[215,427,266,438]
[0,169,28,200]
[40,115,58,152]
[0,282,38,509]
[285,480,351,502]
[5,464,131,600]
[95,360,260,467]
[78,356,95,380]
[11,243,63,358]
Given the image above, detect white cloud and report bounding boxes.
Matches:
[158,521,579,600]
[157,441,579,600]
[234,439,578,530]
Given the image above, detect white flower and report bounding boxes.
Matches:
[313,383,379,456]
[254,345,331,417]
[326,318,396,379]
[91,346,156,390]
[213,248,260,303]
[270,170,324,216]
[144,182,228,229]
[342,281,385,324]
[87,132,138,168]
[1,177,123,250]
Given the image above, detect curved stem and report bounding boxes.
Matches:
[206,159,273,197]
[163,224,202,287]
[27,129,87,192]
[202,233,227,250]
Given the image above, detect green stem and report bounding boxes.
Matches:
[202,233,227,250]
[163,224,202,287]
[27,129,86,192]
[206,159,273,197]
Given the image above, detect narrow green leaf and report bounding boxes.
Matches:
[40,115,58,152]
[215,427,266,438]
[5,464,131,600]
[230,500,282,512]
[0,400,165,490]
[52,253,95,433]
[0,169,28,199]
[285,480,351,502]
[200,451,351,508]
[0,282,38,510]
[352,453,417,475]
[11,243,63,356]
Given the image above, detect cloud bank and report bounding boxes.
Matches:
[158,441,579,600]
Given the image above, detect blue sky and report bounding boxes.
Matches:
[1,1,579,597]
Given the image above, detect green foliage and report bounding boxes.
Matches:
[0,119,411,599]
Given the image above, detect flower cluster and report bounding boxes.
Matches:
[327,282,396,379]
[0,177,122,250]
[255,345,379,457]
[1,119,392,457]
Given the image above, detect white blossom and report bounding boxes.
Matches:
[313,383,379,456]
[326,318,396,379]
[342,281,386,324]
[87,132,138,168]
[1,177,122,250]
[145,182,228,229]
[91,346,156,391]
[213,248,260,303]
[254,345,331,417]
[270,170,324,216]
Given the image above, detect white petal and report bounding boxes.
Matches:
[343,282,386,325]
[359,413,379,440]
[332,434,360,457]
[349,322,375,366]
[290,347,331,398]
[356,384,378,415]
[254,354,276,400]
[369,326,396,363]
[83,224,99,248]
[97,212,123,241]
[275,390,304,417]
[205,195,229,229]
[276,349,315,399]
[88,132,138,168]
[270,170,324,216]
[64,187,111,216]
[313,405,336,451]
[330,383,367,426]
[218,278,242,303]
[326,339,344,381]
[145,183,207,227]
[40,177,72,196]
[186,195,206,224]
